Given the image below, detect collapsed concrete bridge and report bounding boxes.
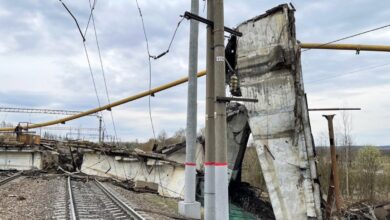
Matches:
[233,4,322,219]
[0,4,322,220]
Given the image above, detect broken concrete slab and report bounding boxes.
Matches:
[134,180,159,193]
[0,147,42,170]
[226,102,251,182]
[236,4,321,220]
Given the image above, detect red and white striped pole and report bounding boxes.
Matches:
[204,0,216,219]
[178,0,201,219]
[213,0,229,219]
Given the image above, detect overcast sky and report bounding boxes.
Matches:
[0,0,389,145]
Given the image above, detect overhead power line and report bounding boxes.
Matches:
[59,0,86,42]
[135,0,156,141]
[84,0,97,37]
[59,0,101,108]
[59,0,109,138]
[306,62,390,84]
[134,0,186,141]
[35,126,100,131]
[135,0,155,141]
[134,0,189,193]
[82,42,102,107]
[302,23,390,52]
[150,17,185,60]
[87,0,119,144]
[60,0,119,178]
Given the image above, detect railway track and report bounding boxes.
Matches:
[66,177,147,220]
[0,171,23,186]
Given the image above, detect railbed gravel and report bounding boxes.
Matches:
[108,182,183,220]
[0,171,18,182]
[0,175,65,220]
[0,174,186,220]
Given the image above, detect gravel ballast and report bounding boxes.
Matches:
[108,183,183,220]
[0,174,185,220]
[0,175,65,220]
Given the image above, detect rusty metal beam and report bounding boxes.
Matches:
[325,166,335,219]
[0,70,207,132]
[323,114,343,217]
[300,43,390,52]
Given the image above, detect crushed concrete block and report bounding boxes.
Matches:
[134,180,159,193]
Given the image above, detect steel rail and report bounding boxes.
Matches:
[300,43,390,52]
[94,179,145,220]
[0,70,207,132]
[0,171,23,186]
[67,176,77,220]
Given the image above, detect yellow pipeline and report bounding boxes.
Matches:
[0,70,207,132]
[300,43,390,52]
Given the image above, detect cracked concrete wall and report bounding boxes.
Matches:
[0,150,42,170]
[81,152,186,198]
[226,103,251,182]
[236,4,321,220]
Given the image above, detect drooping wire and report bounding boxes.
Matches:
[87,0,120,179]
[134,0,186,143]
[302,23,390,52]
[147,59,157,141]
[59,0,101,116]
[82,42,102,109]
[135,0,156,141]
[134,0,188,197]
[59,0,112,142]
[83,0,118,180]
[135,0,185,61]
[87,0,119,145]
[150,16,185,60]
[59,0,120,178]
[59,0,85,42]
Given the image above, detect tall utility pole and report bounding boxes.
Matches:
[204,0,216,219]
[213,0,229,219]
[178,0,201,219]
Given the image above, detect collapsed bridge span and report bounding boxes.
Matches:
[233,4,322,220]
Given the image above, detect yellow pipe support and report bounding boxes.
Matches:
[0,70,207,132]
[300,43,390,52]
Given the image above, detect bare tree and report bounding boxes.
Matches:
[0,121,13,128]
[157,130,168,145]
[340,110,353,198]
[316,130,329,147]
[172,128,186,142]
